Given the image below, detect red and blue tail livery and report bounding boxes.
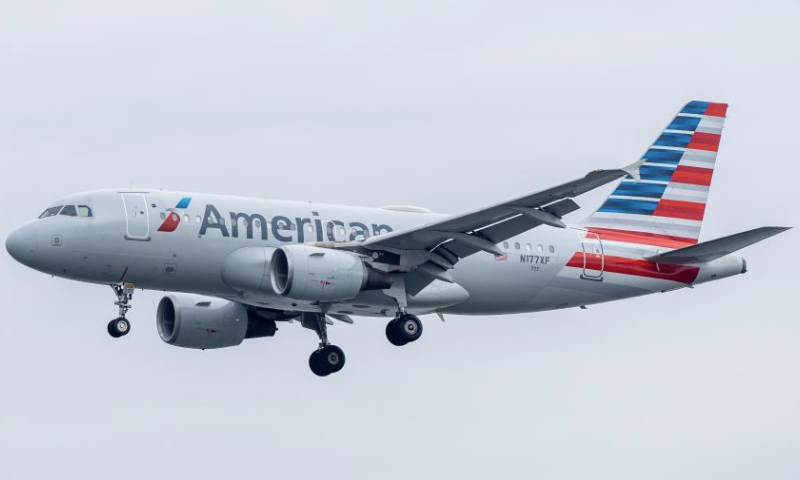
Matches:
[583,100,727,246]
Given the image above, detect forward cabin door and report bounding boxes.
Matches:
[577,229,604,280]
[120,193,151,241]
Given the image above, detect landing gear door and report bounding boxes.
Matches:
[120,193,150,241]
[575,228,604,280]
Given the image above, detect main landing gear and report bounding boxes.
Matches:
[301,312,346,377]
[386,313,423,346]
[108,283,134,338]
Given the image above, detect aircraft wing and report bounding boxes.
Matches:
[361,160,644,266]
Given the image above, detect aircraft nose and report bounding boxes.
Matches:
[6,224,37,266]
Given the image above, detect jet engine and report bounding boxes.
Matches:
[156,293,276,349]
[270,245,392,302]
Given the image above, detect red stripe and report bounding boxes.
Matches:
[566,253,699,284]
[686,132,721,152]
[704,102,728,118]
[586,227,697,248]
[670,165,714,186]
[653,199,706,221]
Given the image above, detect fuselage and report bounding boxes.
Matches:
[6,189,746,318]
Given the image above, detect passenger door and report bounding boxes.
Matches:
[120,193,150,241]
[573,228,604,280]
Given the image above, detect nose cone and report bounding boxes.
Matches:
[6,224,37,266]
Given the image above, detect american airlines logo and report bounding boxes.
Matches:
[157,197,192,232]
[160,201,395,243]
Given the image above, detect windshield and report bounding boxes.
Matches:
[38,204,93,219]
[38,206,63,219]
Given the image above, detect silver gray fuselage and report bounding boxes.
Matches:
[7,189,745,318]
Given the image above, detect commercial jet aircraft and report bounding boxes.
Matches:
[5,101,790,376]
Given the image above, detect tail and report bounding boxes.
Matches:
[582,100,728,247]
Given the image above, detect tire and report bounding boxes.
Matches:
[107,317,130,338]
[319,345,346,373]
[309,350,329,377]
[396,314,423,343]
[386,320,408,346]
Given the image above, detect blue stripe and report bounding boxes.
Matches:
[598,198,658,215]
[175,197,192,209]
[654,132,692,148]
[612,182,667,198]
[666,116,701,131]
[681,101,709,115]
[626,165,676,182]
[643,149,683,164]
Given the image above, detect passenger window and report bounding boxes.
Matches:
[525,243,532,251]
[77,205,93,217]
[60,205,78,217]
[537,244,544,253]
[38,206,63,219]
[183,214,190,223]
[502,241,509,250]
[195,215,201,223]
[277,219,294,231]
[159,212,166,220]
[254,219,261,228]
[549,245,555,253]
[514,242,520,250]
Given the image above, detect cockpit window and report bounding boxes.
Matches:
[78,205,93,217]
[38,206,63,219]
[60,205,78,217]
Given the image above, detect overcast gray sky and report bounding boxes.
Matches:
[1,1,798,479]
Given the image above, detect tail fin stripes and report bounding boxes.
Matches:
[583,101,727,245]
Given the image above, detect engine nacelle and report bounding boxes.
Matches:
[270,245,392,301]
[156,293,274,349]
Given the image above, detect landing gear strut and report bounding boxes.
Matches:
[108,283,134,338]
[386,313,423,346]
[301,312,346,377]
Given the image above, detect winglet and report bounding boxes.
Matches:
[621,158,645,182]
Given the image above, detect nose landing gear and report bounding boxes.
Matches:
[108,283,134,338]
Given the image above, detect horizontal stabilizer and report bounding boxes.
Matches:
[648,226,791,265]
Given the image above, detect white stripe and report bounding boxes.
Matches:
[621,179,669,185]
[608,195,661,202]
[681,149,716,162]
[649,145,686,152]
[679,158,717,169]
[589,212,703,231]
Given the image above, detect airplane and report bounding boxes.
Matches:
[5,101,790,377]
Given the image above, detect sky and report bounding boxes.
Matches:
[0,1,798,479]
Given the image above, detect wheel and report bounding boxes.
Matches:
[396,314,423,343]
[386,320,408,346]
[107,317,130,338]
[319,344,346,373]
[309,350,329,377]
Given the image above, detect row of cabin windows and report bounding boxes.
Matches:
[38,205,93,219]
[501,241,555,254]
